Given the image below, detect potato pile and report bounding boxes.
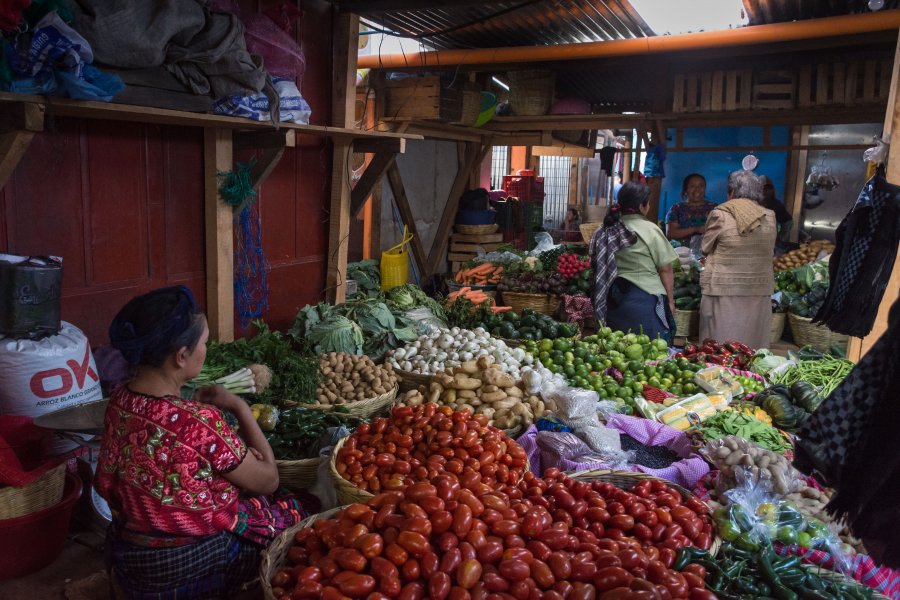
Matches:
[314,353,398,405]
[395,355,553,431]
[774,240,834,271]
[703,436,802,495]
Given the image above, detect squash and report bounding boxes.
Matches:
[790,381,824,413]
[756,385,802,430]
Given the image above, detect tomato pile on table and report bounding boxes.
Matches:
[273,420,718,600]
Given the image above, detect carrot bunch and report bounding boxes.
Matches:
[454,263,504,285]
[446,287,512,314]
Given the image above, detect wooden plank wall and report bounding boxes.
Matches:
[0,0,336,343]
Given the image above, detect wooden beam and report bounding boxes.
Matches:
[0,101,43,133]
[385,163,429,277]
[531,145,596,158]
[248,146,286,190]
[203,128,235,342]
[351,150,396,218]
[0,130,35,191]
[326,13,360,304]
[353,137,405,154]
[786,126,809,244]
[428,143,491,274]
[848,31,900,361]
[337,0,487,12]
[233,130,295,150]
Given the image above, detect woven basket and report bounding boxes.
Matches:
[393,368,432,392]
[501,291,559,316]
[260,506,342,600]
[453,89,483,126]
[455,224,499,235]
[507,70,556,116]
[579,222,602,244]
[0,463,66,520]
[674,308,700,339]
[300,386,398,419]
[569,469,720,556]
[802,564,890,600]
[275,457,323,493]
[788,312,849,353]
[771,311,786,344]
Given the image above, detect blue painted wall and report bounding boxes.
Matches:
[658,127,789,222]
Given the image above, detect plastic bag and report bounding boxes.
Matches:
[716,466,854,573]
[701,435,804,496]
[309,425,352,509]
[863,137,889,165]
[536,430,632,471]
[529,232,558,256]
[541,374,621,454]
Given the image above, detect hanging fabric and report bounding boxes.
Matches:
[813,167,900,337]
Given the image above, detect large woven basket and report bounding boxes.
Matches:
[275,457,323,493]
[674,308,699,339]
[507,69,556,116]
[501,291,559,316]
[771,311,786,344]
[300,385,398,419]
[260,506,342,600]
[0,462,66,520]
[392,368,432,392]
[569,469,721,556]
[579,222,602,244]
[788,312,849,353]
[453,89,484,126]
[455,223,499,235]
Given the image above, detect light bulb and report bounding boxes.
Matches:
[869,0,885,10]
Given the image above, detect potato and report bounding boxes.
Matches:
[452,374,482,390]
[505,386,523,398]
[481,390,508,403]
[483,369,515,388]
[458,389,477,399]
[461,360,479,374]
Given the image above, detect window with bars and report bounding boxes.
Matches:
[491,146,510,190]
[539,156,572,231]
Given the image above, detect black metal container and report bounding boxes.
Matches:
[0,255,62,339]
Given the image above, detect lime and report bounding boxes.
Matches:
[539,339,554,352]
[631,382,644,393]
[777,526,799,545]
[719,521,740,542]
[796,532,812,548]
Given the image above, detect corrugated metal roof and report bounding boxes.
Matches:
[348,1,653,49]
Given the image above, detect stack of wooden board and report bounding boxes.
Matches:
[448,231,504,272]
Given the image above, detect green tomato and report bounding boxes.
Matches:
[796,531,813,548]
[777,526,799,545]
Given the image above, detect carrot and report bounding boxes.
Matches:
[454,270,464,283]
[492,306,513,313]
[492,266,504,275]
[469,263,494,276]
[457,286,471,295]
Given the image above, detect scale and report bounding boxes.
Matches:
[33,398,112,534]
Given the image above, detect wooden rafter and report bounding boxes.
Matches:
[385,163,429,278]
[0,102,43,191]
[351,150,397,218]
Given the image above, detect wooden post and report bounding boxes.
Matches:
[386,163,429,278]
[203,128,235,342]
[0,102,43,191]
[786,126,809,243]
[326,13,360,304]
[847,31,900,361]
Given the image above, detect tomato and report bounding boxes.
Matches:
[493,520,521,537]
[398,582,425,600]
[680,564,706,580]
[569,582,595,600]
[432,511,454,534]
[617,549,647,571]
[380,575,402,597]
[421,551,440,579]
[441,548,463,575]
[457,559,483,589]
[355,533,385,559]
[529,559,555,589]
[538,529,569,551]
[693,533,712,551]
[593,567,633,592]
[664,572,688,598]
[271,569,293,589]
[385,543,408,566]
[430,572,452,600]
[596,587,634,600]
[370,556,400,581]
[657,548,676,569]
[688,590,718,600]
[449,587,473,600]
[397,531,429,557]
[401,559,420,581]
[483,572,510,592]
[682,573,704,590]
[454,505,475,537]
[336,573,376,597]
[526,540,551,562]
[570,559,597,583]
[655,509,673,526]
[334,548,367,573]
[638,511,659,528]
[499,559,531,581]
[609,515,635,531]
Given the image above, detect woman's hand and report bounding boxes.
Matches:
[669,298,676,315]
[194,385,242,413]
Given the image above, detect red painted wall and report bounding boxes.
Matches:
[0,0,335,344]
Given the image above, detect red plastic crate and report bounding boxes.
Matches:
[502,175,544,203]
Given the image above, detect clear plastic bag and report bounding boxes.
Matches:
[541,374,622,454]
[529,232,558,256]
[536,430,633,470]
[717,466,854,573]
[701,435,805,496]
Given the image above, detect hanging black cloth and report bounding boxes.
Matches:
[812,167,900,337]
[795,293,900,568]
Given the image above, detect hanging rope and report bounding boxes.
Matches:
[218,159,270,328]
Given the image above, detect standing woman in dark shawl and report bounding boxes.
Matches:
[96,286,305,599]
[590,182,679,342]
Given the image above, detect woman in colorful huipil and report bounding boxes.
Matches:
[666,173,717,243]
[96,286,304,599]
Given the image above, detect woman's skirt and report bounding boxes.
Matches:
[700,295,772,349]
[606,278,675,344]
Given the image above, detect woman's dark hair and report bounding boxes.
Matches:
[681,173,706,198]
[567,207,579,218]
[604,182,649,226]
[108,286,206,367]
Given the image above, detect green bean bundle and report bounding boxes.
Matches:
[770,357,854,398]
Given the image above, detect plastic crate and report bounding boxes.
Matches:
[502,175,544,203]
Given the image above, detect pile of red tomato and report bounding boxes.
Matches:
[556,253,590,281]
[335,404,529,496]
[273,456,718,599]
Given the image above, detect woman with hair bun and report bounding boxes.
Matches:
[96,286,304,599]
[589,182,679,342]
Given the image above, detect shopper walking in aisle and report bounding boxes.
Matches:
[590,181,679,343]
[699,170,776,349]
[96,286,305,599]
[759,175,794,241]
[665,173,718,243]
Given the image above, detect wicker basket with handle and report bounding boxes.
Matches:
[501,291,559,316]
[455,224,499,235]
[579,222,602,244]
[0,462,66,520]
[674,309,700,339]
[787,312,849,353]
[298,386,398,419]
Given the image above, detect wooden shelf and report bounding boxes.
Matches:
[0,92,422,142]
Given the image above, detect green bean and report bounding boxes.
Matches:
[770,357,854,397]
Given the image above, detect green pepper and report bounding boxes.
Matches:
[800,591,834,600]
[774,557,803,572]
[674,547,708,571]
